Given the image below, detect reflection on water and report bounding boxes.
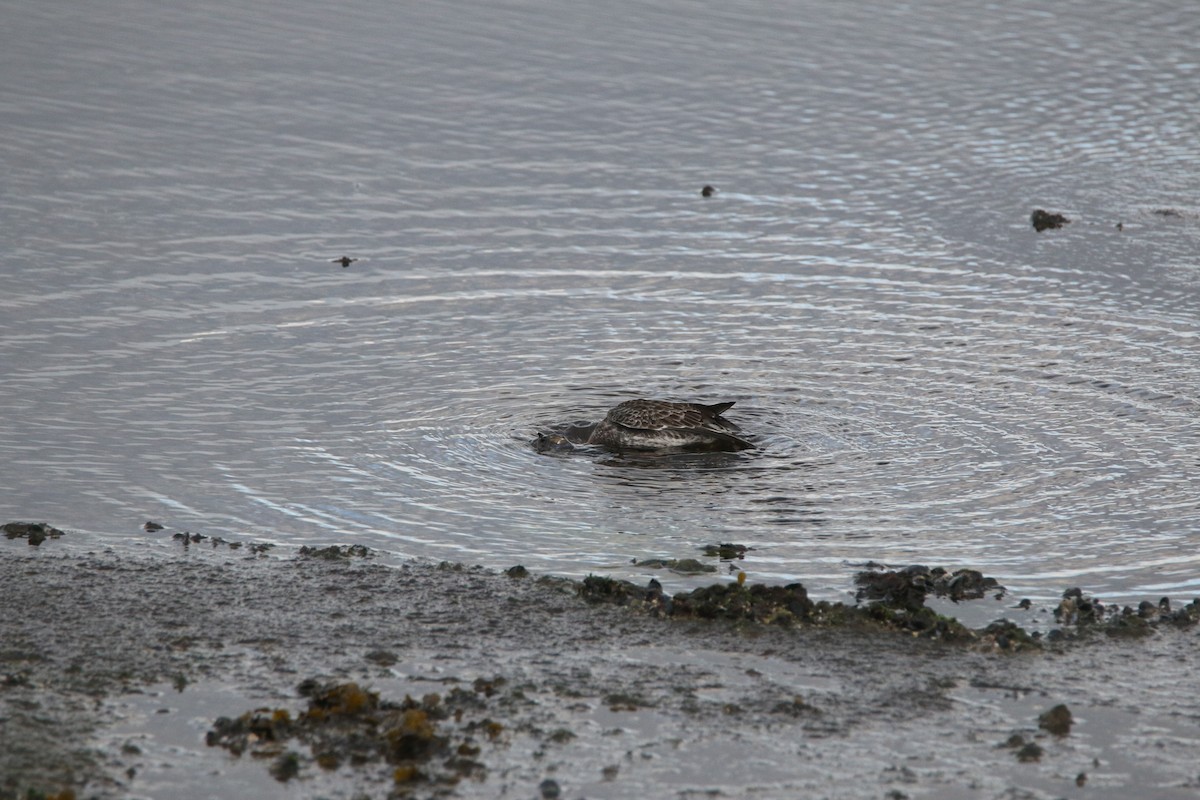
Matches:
[2,0,1199,603]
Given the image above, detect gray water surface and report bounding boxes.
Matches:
[3,0,1199,603]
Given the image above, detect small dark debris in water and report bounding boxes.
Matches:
[269,751,302,782]
[1016,741,1044,762]
[298,544,372,560]
[1002,732,1046,761]
[2,521,65,546]
[702,542,748,560]
[1031,208,1070,231]
[143,520,164,532]
[172,531,274,554]
[701,184,716,197]
[1038,703,1073,736]
[505,565,529,579]
[331,256,358,267]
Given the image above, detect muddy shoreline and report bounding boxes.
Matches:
[2,533,1199,800]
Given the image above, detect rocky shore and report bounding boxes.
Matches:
[2,526,1199,799]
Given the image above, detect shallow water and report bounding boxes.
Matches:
[3,0,1199,603]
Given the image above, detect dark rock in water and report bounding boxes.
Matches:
[1016,741,1044,762]
[298,544,372,560]
[671,582,813,624]
[634,557,716,574]
[1055,587,1106,625]
[142,520,164,532]
[3,521,65,546]
[1038,703,1073,736]
[855,566,1005,610]
[1031,209,1070,231]
[701,184,716,197]
[855,567,930,611]
[703,542,749,560]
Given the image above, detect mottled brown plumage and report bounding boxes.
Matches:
[535,399,754,453]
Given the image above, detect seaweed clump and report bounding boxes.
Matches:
[207,679,498,791]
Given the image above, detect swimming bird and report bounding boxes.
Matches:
[534,399,755,453]
[331,256,358,267]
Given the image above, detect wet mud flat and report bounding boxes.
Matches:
[2,536,1200,800]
